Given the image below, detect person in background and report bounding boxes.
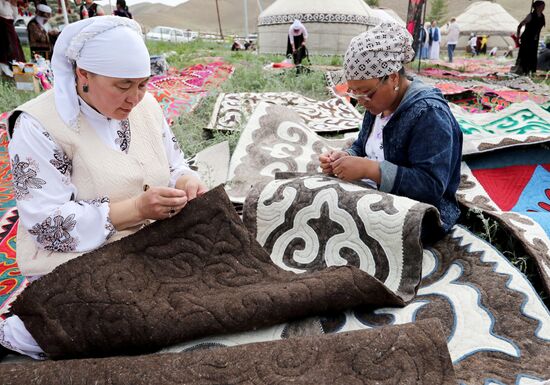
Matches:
[319,23,462,243]
[244,40,254,50]
[27,3,59,60]
[2,16,206,359]
[489,46,498,57]
[446,18,460,63]
[416,22,429,60]
[504,45,514,58]
[479,35,488,54]
[537,39,550,71]
[428,20,440,60]
[515,0,546,75]
[0,0,25,76]
[286,19,307,65]
[468,33,477,56]
[77,0,105,19]
[231,39,243,51]
[113,0,131,18]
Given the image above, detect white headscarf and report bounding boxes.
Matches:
[36,4,52,13]
[52,16,150,127]
[291,19,302,30]
[344,23,415,81]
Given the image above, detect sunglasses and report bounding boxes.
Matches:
[344,75,388,101]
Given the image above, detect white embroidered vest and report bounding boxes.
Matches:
[13,90,170,276]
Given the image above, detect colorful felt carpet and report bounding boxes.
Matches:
[451,101,550,155]
[225,102,353,203]
[163,195,550,384]
[458,145,550,298]
[0,130,27,317]
[0,112,8,132]
[206,92,361,134]
[5,176,550,383]
[435,83,549,114]
[1,101,550,384]
[147,62,234,125]
[429,58,514,74]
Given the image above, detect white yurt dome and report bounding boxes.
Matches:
[258,0,378,55]
[441,1,519,49]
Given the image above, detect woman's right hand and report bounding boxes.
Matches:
[319,150,348,175]
[135,186,188,220]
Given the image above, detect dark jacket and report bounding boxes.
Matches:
[347,78,463,236]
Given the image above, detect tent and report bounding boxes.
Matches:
[369,7,405,27]
[257,0,378,55]
[441,1,519,49]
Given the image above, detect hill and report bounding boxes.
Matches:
[131,0,548,35]
[132,0,276,35]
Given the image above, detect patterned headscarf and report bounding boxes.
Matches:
[344,23,415,81]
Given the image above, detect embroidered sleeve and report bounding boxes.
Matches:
[160,118,200,187]
[9,113,116,253]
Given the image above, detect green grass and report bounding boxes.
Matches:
[150,39,338,157]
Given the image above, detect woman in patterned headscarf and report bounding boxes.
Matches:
[319,23,463,242]
[2,16,206,360]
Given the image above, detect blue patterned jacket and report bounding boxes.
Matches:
[347,78,463,237]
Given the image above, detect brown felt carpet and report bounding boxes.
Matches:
[10,186,403,359]
[0,319,456,385]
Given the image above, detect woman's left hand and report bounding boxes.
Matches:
[175,175,208,200]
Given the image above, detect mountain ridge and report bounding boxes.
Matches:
[129,0,547,35]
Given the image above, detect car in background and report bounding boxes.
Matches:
[14,17,29,45]
[145,26,198,43]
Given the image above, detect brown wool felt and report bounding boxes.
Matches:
[11,186,403,359]
[0,319,457,385]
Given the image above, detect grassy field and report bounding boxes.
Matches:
[1,38,547,306]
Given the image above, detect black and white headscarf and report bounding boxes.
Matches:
[344,23,415,81]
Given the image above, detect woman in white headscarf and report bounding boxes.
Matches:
[286,19,308,65]
[1,16,206,359]
[27,3,58,60]
[319,23,463,243]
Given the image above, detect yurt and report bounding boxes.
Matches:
[370,7,406,27]
[441,1,519,49]
[257,0,378,55]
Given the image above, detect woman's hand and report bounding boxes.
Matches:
[175,174,208,201]
[135,186,188,220]
[332,157,381,184]
[319,150,348,175]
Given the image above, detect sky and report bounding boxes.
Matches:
[96,0,189,6]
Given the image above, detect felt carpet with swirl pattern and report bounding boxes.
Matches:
[0,320,457,385]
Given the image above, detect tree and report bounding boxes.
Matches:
[364,0,379,7]
[428,0,448,25]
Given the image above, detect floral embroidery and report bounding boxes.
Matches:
[105,218,116,240]
[115,119,131,153]
[172,136,181,152]
[29,213,78,252]
[42,131,53,142]
[80,197,110,207]
[11,154,47,200]
[49,149,72,176]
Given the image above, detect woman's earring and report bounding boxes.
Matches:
[83,84,89,93]
[394,85,400,92]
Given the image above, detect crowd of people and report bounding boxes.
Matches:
[0,0,133,75]
[414,0,547,71]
